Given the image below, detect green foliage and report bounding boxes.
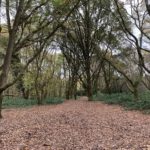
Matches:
[93,91,150,112]
[0,36,7,49]
[23,72,35,90]
[2,97,64,109]
[45,97,64,104]
[52,0,65,6]
[2,97,37,108]
[52,0,70,12]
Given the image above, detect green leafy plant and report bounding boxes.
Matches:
[2,97,64,109]
[93,91,150,113]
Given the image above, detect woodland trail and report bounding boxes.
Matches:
[0,97,150,150]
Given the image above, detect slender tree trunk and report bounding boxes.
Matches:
[37,97,42,105]
[23,89,30,99]
[0,0,24,118]
[0,93,3,119]
[36,89,42,105]
[87,76,92,101]
[66,70,72,100]
[66,81,70,100]
[102,64,111,94]
[35,80,42,105]
[74,81,77,100]
[133,87,139,101]
[105,82,111,94]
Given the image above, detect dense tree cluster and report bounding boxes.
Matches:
[0,0,150,118]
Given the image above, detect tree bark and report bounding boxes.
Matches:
[86,57,93,101]
[74,81,77,100]
[0,93,3,119]
[133,87,139,101]
[87,85,92,101]
[87,74,93,101]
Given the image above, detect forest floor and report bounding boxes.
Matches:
[0,97,150,150]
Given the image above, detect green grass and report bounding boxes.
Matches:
[93,91,150,113]
[2,97,64,109]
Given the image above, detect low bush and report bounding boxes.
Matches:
[2,97,64,109]
[93,91,150,112]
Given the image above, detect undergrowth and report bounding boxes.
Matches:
[2,97,64,109]
[93,91,150,113]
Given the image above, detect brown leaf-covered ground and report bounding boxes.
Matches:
[0,97,150,150]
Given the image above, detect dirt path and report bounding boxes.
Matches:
[0,98,150,150]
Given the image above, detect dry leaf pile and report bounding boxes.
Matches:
[0,97,150,150]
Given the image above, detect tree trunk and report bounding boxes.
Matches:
[133,87,139,101]
[65,74,72,100]
[37,94,42,105]
[106,84,111,95]
[74,82,77,100]
[23,89,30,99]
[102,64,111,94]
[35,82,42,105]
[37,91,42,105]
[87,88,92,101]
[87,78,92,101]
[65,83,70,100]
[0,93,3,119]
[86,65,93,101]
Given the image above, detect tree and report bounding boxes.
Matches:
[113,0,150,74]
[58,0,130,100]
[0,0,80,118]
[22,48,66,103]
[103,48,143,100]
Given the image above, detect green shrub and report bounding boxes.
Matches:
[45,97,64,104]
[93,91,150,113]
[2,97,64,109]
